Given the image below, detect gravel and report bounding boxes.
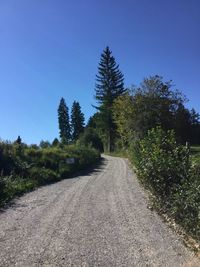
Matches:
[0,155,199,267]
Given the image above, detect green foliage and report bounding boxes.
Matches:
[189,109,200,145]
[113,76,200,145]
[170,165,200,238]
[71,101,85,141]
[58,97,71,144]
[132,127,190,197]
[113,75,200,144]
[28,167,59,184]
[0,175,38,204]
[191,146,200,165]
[113,92,135,148]
[39,140,51,148]
[74,145,100,167]
[129,76,186,139]
[78,127,104,152]
[94,46,126,152]
[131,127,200,242]
[86,112,110,152]
[95,46,125,105]
[0,140,100,206]
[15,136,22,145]
[52,138,59,147]
[0,176,6,200]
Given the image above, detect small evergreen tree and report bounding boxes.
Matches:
[58,98,71,144]
[94,46,126,152]
[14,135,23,155]
[52,138,59,147]
[15,136,22,145]
[40,140,51,148]
[71,101,85,141]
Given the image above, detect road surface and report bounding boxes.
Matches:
[0,155,199,267]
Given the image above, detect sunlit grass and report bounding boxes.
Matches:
[190,146,200,165]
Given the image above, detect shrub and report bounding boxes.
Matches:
[131,126,200,242]
[0,176,6,200]
[28,167,59,184]
[0,141,100,206]
[78,128,104,152]
[2,175,38,202]
[170,165,200,239]
[58,164,71,179]
[132,127,190,198]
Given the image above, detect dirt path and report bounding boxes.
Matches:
[0,155,199,266]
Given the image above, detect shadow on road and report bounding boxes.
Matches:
[70,156,108,178]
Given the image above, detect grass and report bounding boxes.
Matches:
[0,144,101,207]
[105,149,129,158]
[191,146,200,165]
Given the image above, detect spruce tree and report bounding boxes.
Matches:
[15,136,22,145]
[58,97,71,144]
[52,138,59,147]
[71,101,85,141]
[95,46,126,152]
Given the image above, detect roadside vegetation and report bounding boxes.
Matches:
[191,146,200,165]
[85,47,200,247]
[0,98,101,206]
[0,140,100,206]
[1,46,200,247]
[131,128,200,244]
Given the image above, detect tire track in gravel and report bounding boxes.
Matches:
[0,155,199,267]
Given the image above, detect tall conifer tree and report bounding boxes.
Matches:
[71,101,85,141]
[94,46,126,152]
[58,97,71,143]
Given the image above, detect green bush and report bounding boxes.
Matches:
[0,141,100,206]
[78,128,104,152]
[131,127,200,242]
[0,176,6,200]
[28,167,59,184]
[132,127,190,198]
[2,175,38,202]
[58,165,70,179]
[170,165,200,239]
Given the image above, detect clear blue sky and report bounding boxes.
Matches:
[0,0,199,144]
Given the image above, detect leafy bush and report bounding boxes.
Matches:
[131,127,200,242]
[132,127,190,198]
[28,167,59,184]
[0,141,100,206]
[1,175,38,202]
[170,165,200,239]
[0,176,6,200]
[78,128,104,152]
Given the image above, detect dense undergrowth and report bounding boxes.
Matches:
[131,127,200,245]
[0,141,100,206]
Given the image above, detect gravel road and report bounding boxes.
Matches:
[0,155,199,267]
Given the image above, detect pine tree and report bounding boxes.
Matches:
[71,101,85,141]
[58,97,71,144]
[52,138,59,147]
[14,135,23,155]
[15,136,22,145]
[94,46,126,152]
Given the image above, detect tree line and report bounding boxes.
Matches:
[57,99,85,144]
[84,46,200,152]
[15,46,200,152]
[56,46,199,152]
